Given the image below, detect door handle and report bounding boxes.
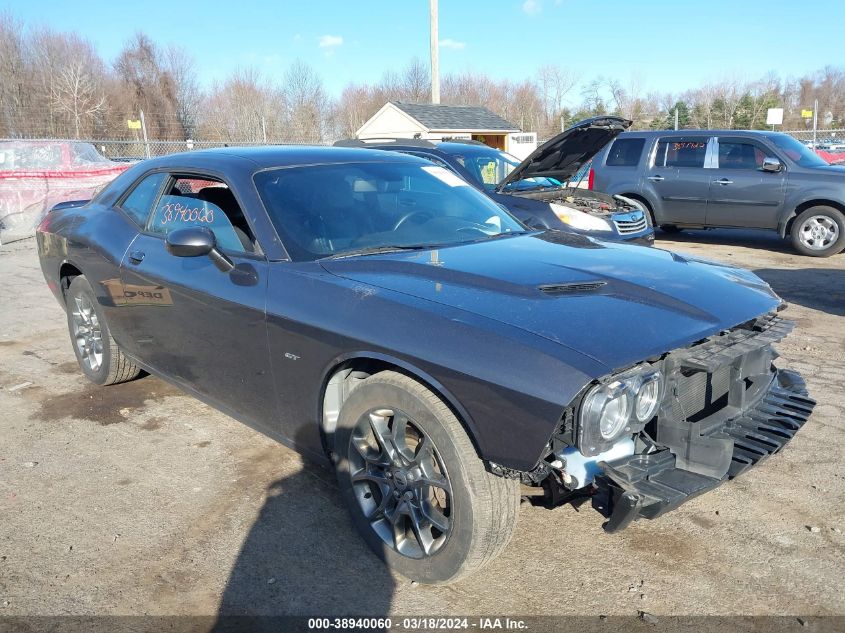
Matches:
[714,178,733,185]
[647,175,664,182]
[128,250,145,264]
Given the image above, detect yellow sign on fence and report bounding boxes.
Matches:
[127,119,142,130]
[801,109,814,118]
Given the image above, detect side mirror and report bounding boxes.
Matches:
[761,157,783,173]
[166,226,215,257]
[165,227,234,272]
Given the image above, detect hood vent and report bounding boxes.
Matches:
[538,281,607,295]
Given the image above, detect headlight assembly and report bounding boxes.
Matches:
[635,373,661,422]
[577,367,663,456]
[549,203,613,232]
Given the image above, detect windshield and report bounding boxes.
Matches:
[254,161,526,261]
[446,147,560,191]
[766,133,829,168]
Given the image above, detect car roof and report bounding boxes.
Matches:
[618,129,781,138]
[142,145,426,171]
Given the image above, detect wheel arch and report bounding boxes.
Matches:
[58,260,84,305]
[318,352,484,462]
[780,199,845,237]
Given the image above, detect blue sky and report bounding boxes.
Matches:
[4,0,843,101]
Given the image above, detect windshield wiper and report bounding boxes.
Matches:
[324,244,432,260]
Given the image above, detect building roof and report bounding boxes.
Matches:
[391,101,519,132]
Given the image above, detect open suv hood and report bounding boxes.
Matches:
[497,116,631,192]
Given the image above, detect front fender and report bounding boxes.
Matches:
[778,188,845,236]
[266,266,607,472]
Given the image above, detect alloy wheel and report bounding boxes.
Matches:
[798,215,840,251]
[348,407,453,559]
[71,294,104,372]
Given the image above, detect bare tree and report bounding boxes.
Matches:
[537,64,578,133]
[113,32,180,139]
[283,60,328,143]
[607,74,646,124]
[201,67,283,143]
[164,45,201,139]
[51,59,106,138]
[0,12,28,136]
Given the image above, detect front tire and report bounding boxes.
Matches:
[66,276,141,385]
[334,371,520,584]
[790,206,845,257]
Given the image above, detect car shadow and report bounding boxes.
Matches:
[212,429,395,631]
[753,267,845,317]
[656,227,797,254]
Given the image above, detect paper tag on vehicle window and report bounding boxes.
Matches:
[421,165,468,187]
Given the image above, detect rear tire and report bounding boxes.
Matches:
[790,206,845,257]
[66,276,141,385]
[334,371,520,584]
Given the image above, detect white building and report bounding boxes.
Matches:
[356,101,537,159]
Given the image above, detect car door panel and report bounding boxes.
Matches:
[119,234,278,431]
[642,137,711,225]
[705,138,786,229]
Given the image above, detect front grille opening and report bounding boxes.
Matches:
[687,392,728,422]
[672,366,731,421]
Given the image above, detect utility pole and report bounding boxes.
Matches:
[812,98,818,149]
[674,108,679,130]
[139,110,151,159]
[261,116,267,144]
[430,0,440,104]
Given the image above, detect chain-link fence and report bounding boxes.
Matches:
[5,129,845,162]
[782,129,845,148]
[82,138,332,161]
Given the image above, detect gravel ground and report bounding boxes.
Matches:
[0,229,843,620]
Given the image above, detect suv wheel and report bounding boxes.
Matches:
[790,206,845,257]
[334,371,520,584]
[66,276,141,385]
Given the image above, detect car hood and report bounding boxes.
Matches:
[497,116,631,191]
[320,233,781,373]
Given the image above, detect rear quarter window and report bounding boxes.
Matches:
[605,138,645,166]
[120,172,168,226]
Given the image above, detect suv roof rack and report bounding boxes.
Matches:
[333,137,438,149]
[438,138,488,146]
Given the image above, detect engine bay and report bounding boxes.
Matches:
[510,186,640,217]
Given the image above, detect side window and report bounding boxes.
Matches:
[120,172,168,226]
[148,176,257,254]
[718,141,769,170]
[606,138,645,166]
[654,138,708,168]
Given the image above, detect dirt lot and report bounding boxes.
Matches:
[1,229,844,620]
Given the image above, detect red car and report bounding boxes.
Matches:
[0,141,129,244]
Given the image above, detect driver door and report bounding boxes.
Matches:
[118,173,278,431]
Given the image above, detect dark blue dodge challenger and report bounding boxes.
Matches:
[36,146,815,584]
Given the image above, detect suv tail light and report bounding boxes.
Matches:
[587,168,595,190]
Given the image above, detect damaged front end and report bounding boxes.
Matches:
[539,312,815,532]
